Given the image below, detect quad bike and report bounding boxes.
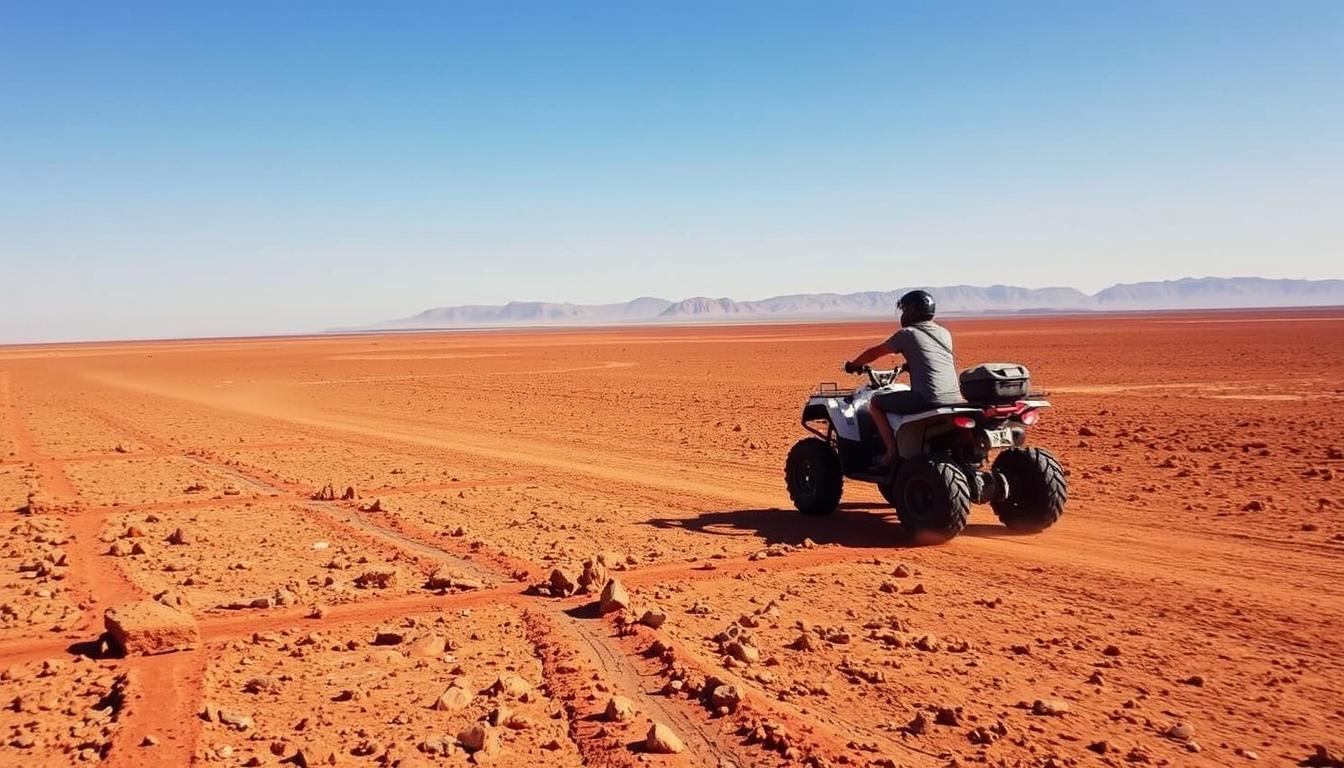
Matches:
[784,362,1066,540]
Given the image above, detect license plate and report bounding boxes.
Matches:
[985,428,1015,448]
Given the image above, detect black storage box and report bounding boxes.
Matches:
[959,363,1030,403]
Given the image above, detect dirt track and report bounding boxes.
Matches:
[2,310,1342,767]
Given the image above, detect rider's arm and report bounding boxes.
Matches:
[851,342,896,367]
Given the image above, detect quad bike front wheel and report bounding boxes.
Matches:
[785,438,843,516]
[990,447,1067,532]
[889,457,970,539]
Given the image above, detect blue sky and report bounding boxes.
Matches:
[2,1,1340,342]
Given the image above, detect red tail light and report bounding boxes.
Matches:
[952,415,976,429]
[1020,409,1040,425]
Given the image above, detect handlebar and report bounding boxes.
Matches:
[843,362,904,388]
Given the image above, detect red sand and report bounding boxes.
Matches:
[1,309,1342,767]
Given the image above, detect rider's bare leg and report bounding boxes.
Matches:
[870,401,898,467]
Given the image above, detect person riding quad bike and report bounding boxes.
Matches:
[844,289,960,469]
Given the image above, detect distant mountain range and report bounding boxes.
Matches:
[361,277,1344,330]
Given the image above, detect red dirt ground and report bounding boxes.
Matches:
[1,309,1342,768]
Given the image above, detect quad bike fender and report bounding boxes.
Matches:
[803,394,863,442]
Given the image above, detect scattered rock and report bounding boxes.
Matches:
[488,674,531,698]
[167,528,191,546]
[639,607,667,629]
[709,684,742,714]
[1031,699,1070,717]
[104,601,200,656]
[548,566,579,597]
[725,639,760,664]
[604,696,636,722]
[788,632,817,652]
[1167,722,1195,742]
[243,676,280,695]
[434,681,475,711]
[904,712,929,735]
[408,634,447,658]
[425,566,483,591]
[456,724,499,755]
[599,578,630,614]
[645,722,685,754]
[354,569,397,589]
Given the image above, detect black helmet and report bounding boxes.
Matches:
[897,289,936,326]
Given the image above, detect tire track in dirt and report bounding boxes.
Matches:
[198,586,522,645]
[3,376,146,640]
[525,608,746,768]
[166,437,885,767]
[3,371,80,506]
[52,441,315,465]
[105,653,204,768]
[82,372,786,507]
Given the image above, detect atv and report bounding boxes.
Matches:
[784,362,1066,540]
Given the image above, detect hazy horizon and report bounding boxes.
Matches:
[3,2,1342,343]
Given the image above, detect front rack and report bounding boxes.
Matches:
[812,382,854,398]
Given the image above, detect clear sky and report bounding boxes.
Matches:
[2,1,1341,342]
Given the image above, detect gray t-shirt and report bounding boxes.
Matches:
[884,321,961,405]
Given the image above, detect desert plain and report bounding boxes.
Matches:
[1,309,1342,768]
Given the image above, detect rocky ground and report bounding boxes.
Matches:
[0,310,1342,767]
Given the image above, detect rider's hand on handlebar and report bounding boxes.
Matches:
[843,361,864,374]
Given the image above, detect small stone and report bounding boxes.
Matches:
[904,712,929,735]
[645,722,685,754]
[408,634,447,658]
[424,566,458,590]
[1167,722,1195,742]
[726,640,759,664]
[599,578,630,614]
[167,528,191,545]
[639,607,667,629]
[548,567,579,597]
[434,683,474,711]
[914,634,940,652]
[488,674,531,698]
[604,696,636,722]
[354,569,397,589]
[456,724,498,754]
[243,676,280,695]
[1031,699,1070,716]
[709,684,741,713]
[789,632,817,652]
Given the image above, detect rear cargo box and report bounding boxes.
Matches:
[959,363,1030,403]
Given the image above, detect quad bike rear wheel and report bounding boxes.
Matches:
[785,437,843,516]
[889,456,970,539]
[990,447,1067,532]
